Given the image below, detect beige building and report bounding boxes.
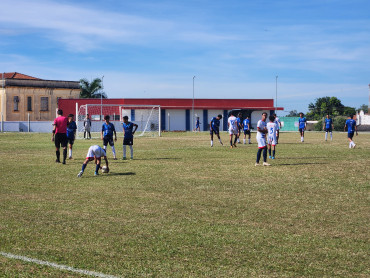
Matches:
[0,72,80,121]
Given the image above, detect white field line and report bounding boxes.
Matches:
[0,252,120,278]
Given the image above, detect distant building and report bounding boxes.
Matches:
[0,72,80,121]
[59,98,283,131]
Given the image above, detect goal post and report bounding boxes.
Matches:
[76,103,161,139]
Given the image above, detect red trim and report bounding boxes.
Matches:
[258,146,266,149]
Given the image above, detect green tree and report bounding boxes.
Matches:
[286,110,299,117]
[79,78,107,98]
[306,96,355,120]
[357,104,368,113]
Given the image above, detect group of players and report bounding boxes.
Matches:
[52,110,138,177]
[53,108,359,176]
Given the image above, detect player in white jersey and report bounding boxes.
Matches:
[267,115,277,159]
[228,114,239,148]
[77,145,109,177]
[273,113,281,144]
[255,112,270,166]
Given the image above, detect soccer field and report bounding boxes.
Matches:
[0,132,369,277]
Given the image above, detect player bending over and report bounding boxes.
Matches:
[274,113,281,144]
[122,116,138,160]
[101,115,117,159]
[228,114,239,148]
[210,114,223,147]
[344,115,358,148]
[67,114,77,159]
[243,116,251,144]
[77,145,109,177]
[298,112,307,142]
[255,112,270,166]
[267,115,277,159]
[323,114,333,141]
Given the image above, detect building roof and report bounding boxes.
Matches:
[3,72,40,80]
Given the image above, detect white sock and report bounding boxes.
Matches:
[325,132,328,141]
[249,138,251,143]
[330,132,332,140]
[111,145,116,157]
[129,145,133,158]
[243,139,246,144]
[103,145,107,150]
[211,140,213,147]
[69,149,72,158]
[123,145,126,158]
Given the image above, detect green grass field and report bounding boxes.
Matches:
[0,132,369,277]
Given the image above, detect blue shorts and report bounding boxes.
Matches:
[299,128,305,133]
[348,132,354,139]
[123,137,133,145]
[244,130,250,135]
[210,128,219,135]
[103,136,114,146]
[325,128,332,132]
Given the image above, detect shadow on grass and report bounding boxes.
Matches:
[131,157,181,161]
[109,172,136,176]
[280,156,328,160]
[277,162,328,166]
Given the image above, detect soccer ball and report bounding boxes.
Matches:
[102,166,109,173]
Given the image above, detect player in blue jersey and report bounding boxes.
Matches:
[122,116,138,160]
[344,115,358,148]
[209,114,223,147]
[298,112,307,142]
[194,117,200,132]
[66,114,77,159]
[236,113,243,143]
[323,114,334,141]
[101,115,117,159]
[242,116,251,144]
[273,113,281,144]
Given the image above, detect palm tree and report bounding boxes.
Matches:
[79,78,107,98]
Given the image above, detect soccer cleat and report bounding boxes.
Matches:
[94,172,99,176]
[263,162,271,166]
[130,157,134,160]
[220,141,223,145]
[113,157,117,160]
[255,163,260,166]
[272,157,275,159]
[122,157,127,160]
[55,159,60,163]
[269,156,272,159]
[69,156,72,159]
[233,144,237,148]
[77,171,83,178]
[353,144,356,149]
[62,161,66,165]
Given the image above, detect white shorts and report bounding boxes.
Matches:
[86,146,106,159]
[256,135,266,148]
[228,128,238,135]
[268,136,277,146]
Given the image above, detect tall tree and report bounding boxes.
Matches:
[79,78,107,98]
[357,104,368,113]
[306,96,355,120]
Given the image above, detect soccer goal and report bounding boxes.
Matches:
[76,104,161,139]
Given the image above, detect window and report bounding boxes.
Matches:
[27,96,32,111]
[13,96,19,111]
[40,97,49,111]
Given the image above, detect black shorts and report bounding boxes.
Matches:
[299,128,305,133]
[103,136,114,146]
[244,130,250,135]
[325,128,332,132]
[348,132,354,139]
[123,137,133,145]
[55,133,67,148]
[210,128,219,135]
[67,137,75,145]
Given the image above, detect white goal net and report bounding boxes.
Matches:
[76,104,161,139]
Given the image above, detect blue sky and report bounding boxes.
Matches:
[1,0,369,114]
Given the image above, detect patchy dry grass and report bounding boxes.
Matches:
[0,131,369,277]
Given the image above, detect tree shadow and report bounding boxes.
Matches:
[132,157,181,161]
[109,172,136,176]
[276,162,328,166]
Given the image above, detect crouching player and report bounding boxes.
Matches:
[122,116,138,160]
[210,114,223,147]
[255,112,270,166]
[78,145,109,177]
[267,115,277,159]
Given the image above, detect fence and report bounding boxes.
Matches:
[1,121,53,132]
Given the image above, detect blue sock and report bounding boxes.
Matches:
[81,164,87,172]
[273,150,275,157]
[256,149,262,163]
[263,148,267,162]
[95,164,100,173]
